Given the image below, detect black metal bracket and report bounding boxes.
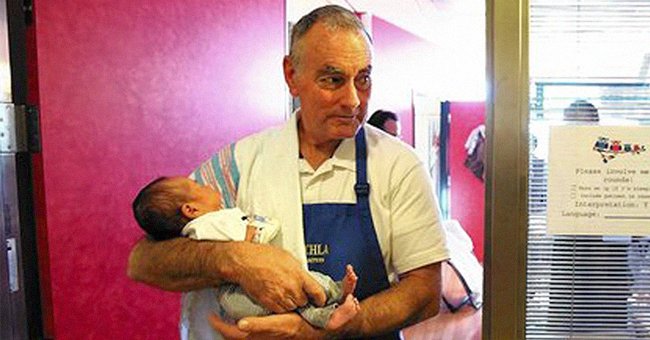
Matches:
[22,0,33,26]
[24,105,39,153]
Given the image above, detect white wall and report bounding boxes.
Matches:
[286,0,486,101]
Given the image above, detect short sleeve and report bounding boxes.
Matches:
[390,160,449,274]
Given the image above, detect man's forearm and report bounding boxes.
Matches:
[128,238,327,313]
[127,237,240,291]
[337,262,442,338]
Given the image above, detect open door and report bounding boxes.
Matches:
[0,0,42,338]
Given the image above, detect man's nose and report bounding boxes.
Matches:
[339,81,361,110]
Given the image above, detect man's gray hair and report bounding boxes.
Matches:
[289,5,371,69]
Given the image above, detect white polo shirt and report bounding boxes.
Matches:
[298,126,449,282]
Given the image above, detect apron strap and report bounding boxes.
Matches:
[354,129,400,340]
[354,129,371,208]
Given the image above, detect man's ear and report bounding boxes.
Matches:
[181,203,200,219]
[283,56,299,97]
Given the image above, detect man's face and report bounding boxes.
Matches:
[284,23,373,144]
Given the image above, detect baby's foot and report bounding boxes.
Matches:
[325,294,360,330]
[342,264,358,298]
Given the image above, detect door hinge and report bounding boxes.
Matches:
[0,104,40,153]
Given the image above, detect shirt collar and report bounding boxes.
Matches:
[330,136,356,171]
[294,109,357,172]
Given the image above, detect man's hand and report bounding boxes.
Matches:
[225,242,327,313]
[208,312,325,339]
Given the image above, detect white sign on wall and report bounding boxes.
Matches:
[547,126,650,235]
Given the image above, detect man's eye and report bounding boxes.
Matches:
[318,76,344,88]
[355,75,371,91]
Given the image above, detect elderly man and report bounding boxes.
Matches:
[128,5,448,339]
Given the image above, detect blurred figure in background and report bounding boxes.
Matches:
[367,109,401,138]
[563,99,599,122]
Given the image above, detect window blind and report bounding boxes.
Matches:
[527,0,650,338]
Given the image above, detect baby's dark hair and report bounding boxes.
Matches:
[132,176,192,240]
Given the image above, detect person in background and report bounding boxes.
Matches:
[127,5,448,339]
[367,109,401,138]
[562,99,599,122]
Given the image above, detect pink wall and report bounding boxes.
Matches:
[30,1,286,338]
[449,102,485,262]
[370,17,438,146]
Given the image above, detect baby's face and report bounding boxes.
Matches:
[175,177,222,213]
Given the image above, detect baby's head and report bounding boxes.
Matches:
[132,176,222,240]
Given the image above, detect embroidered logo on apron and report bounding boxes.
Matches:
[305,243,330,264]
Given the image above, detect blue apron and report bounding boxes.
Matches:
[303,130,400,340]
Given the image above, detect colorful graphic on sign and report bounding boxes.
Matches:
[593,136,646,163]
